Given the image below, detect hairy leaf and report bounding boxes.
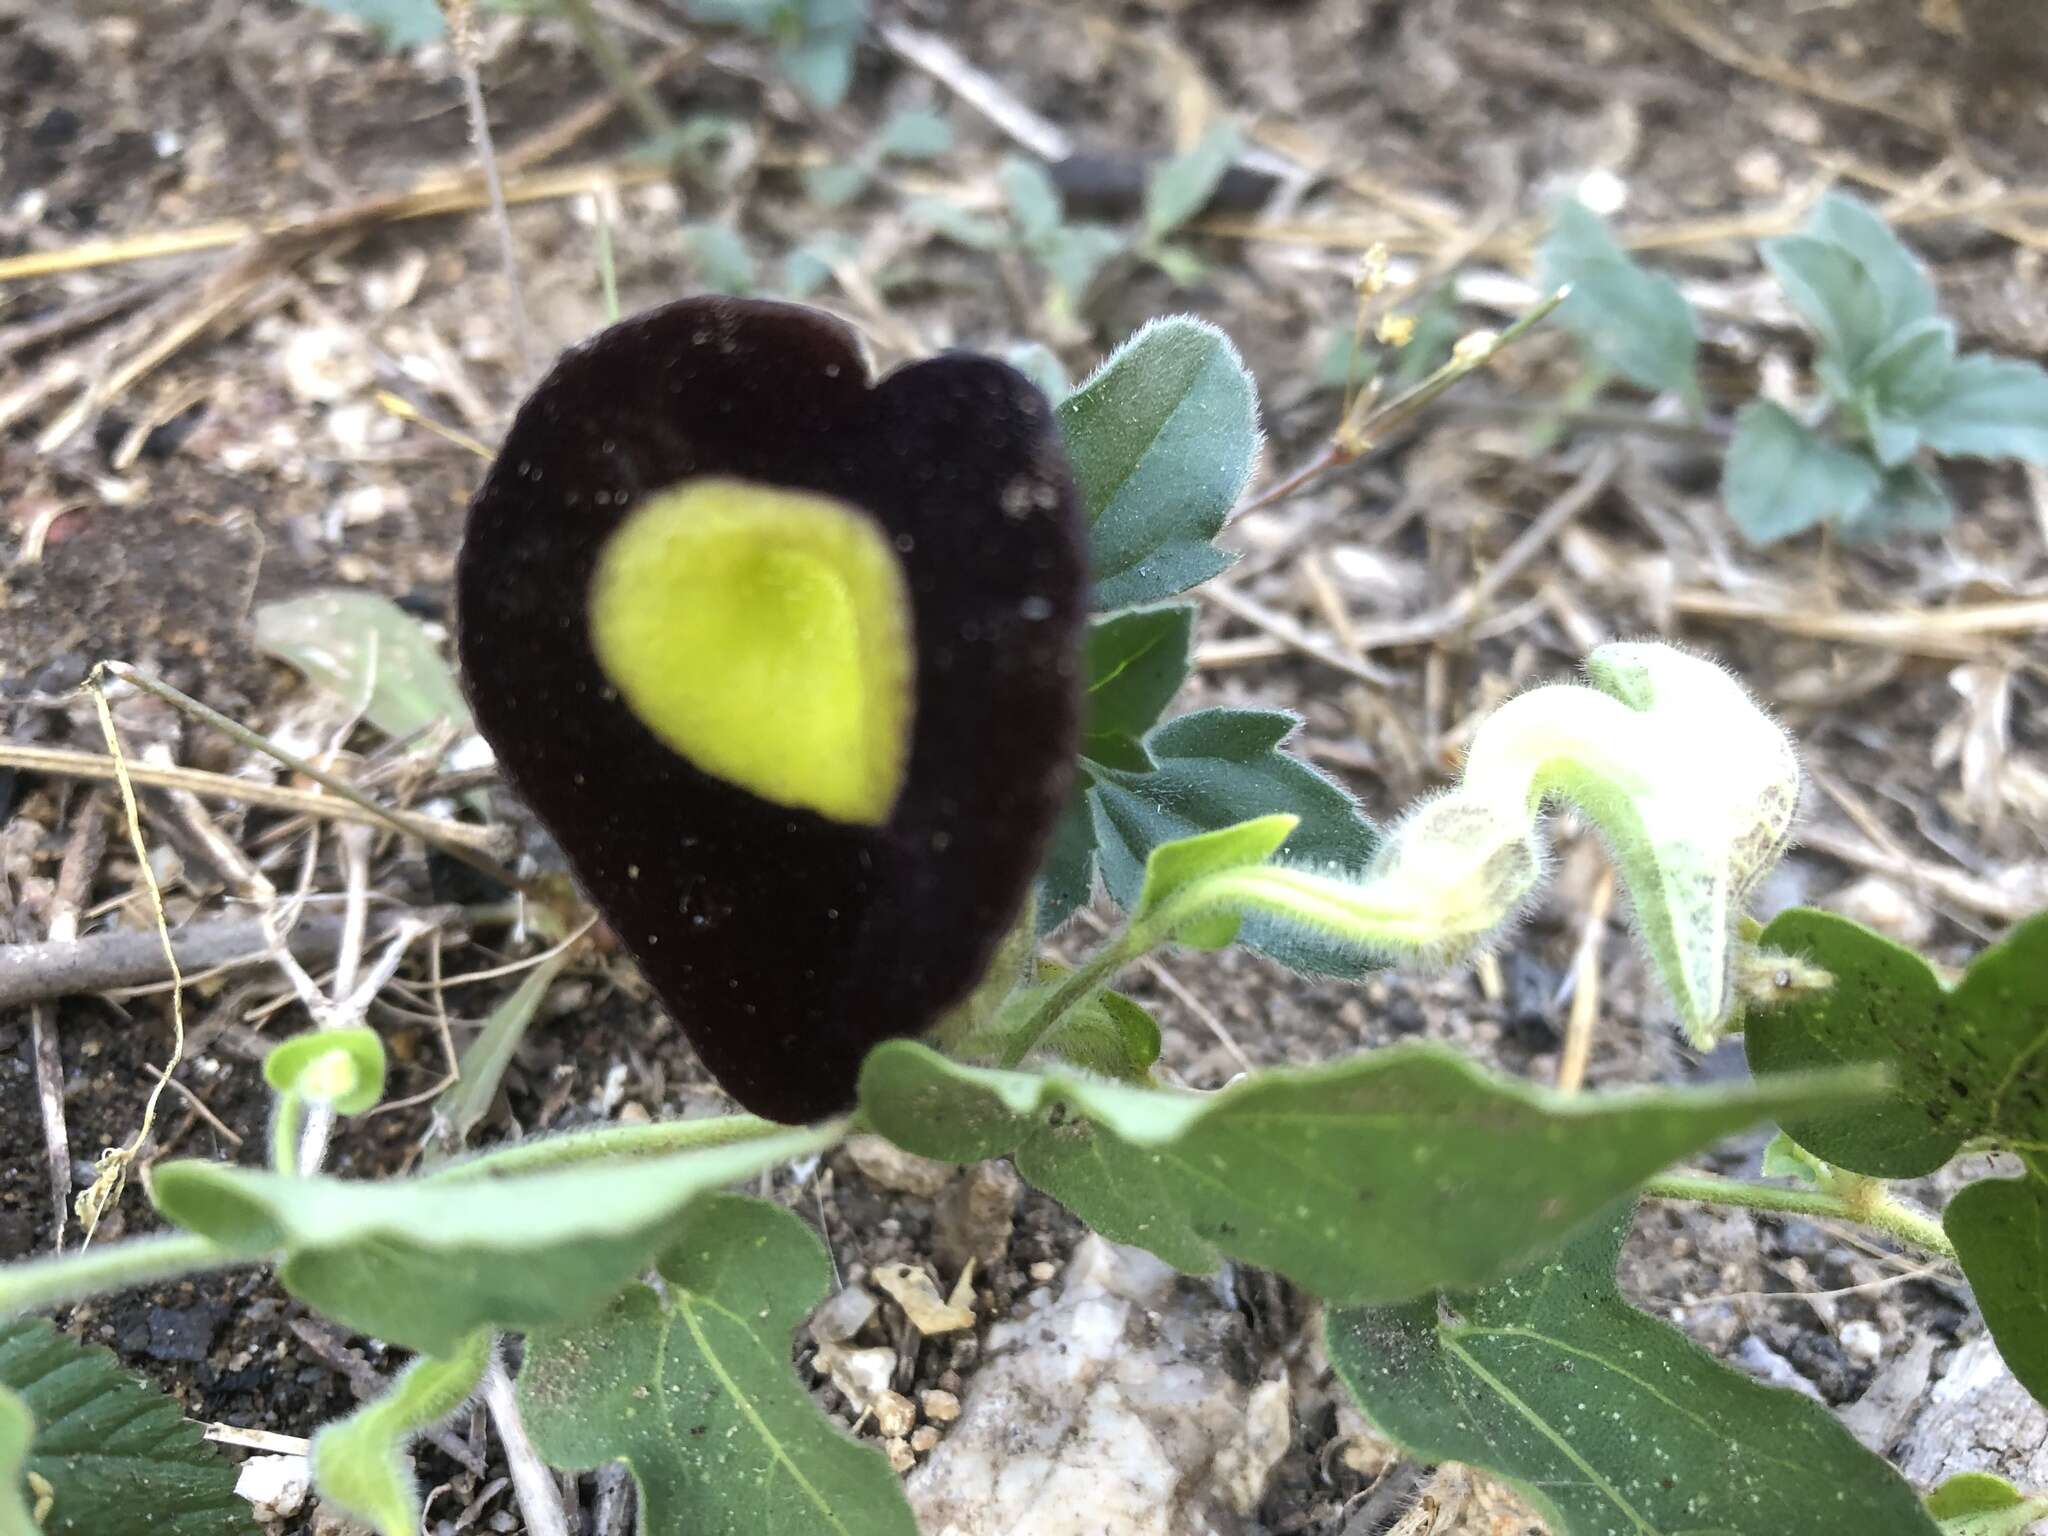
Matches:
[1843,461,1954,540]
[1133,814,1298,949]
[1328,1204,1939,1536]
[263,1026,387,1114]
[1807,191,1939,339]
[859,1039,1880,1304]
[1538,200,1698,397]
[1723,400,1882,544]
[1912,353,2048,463]
[1747,909,2048,1404]
[1746,909,2048,1178]
[311,1331,492,1536]
[1059,318,1258,611]
[1927,1471,2048,1536]
[1085,707,1379,975]
[521,1194,916,1536]
[0,1317,257,1536]
[1082,605,1195,752]
[1943,1174,2048,1410]
[149,1124,835,1355]
[957,963,1161,1083]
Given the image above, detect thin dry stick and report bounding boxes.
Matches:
[442,0,533,377]
[33,791,113,1251]
[0,740,502,853]
[76,676,186,1245]
[1673,590,2048,652]
[95,662,528,891]
[480,1359,572,1536]
[1555,864,1616,1095]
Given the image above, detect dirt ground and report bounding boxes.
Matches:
[2,0,2045,1532]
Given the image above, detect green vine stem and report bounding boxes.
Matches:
[0,1232,245,1320]
[272,1090,307,1178]
[1642,1170,1956,1262]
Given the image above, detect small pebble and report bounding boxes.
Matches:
[910,1425,941,1454]
[873,1389,917,1439]
[920,1388,961,1424]
[884,1436,916,1474]
[1028,1260,1057,1283]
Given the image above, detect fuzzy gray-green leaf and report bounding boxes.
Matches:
[1328,1204,1939,1536]
[520,1194,916,1536]
[1060,318,1258,611]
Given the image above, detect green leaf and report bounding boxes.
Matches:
[1327,1204,1940,1536]
[1133,814,1298,949]
[1143,122,1241,242]
[1760,1129,1825,1184]
[431,950,572,1149]
[255,590,472,745]
[780,234,859,297]
[1763,235,1893,377]
[1036,791,1099,932]
[311,1330,492,1536]
[0,1318,257,1536]
[1844,461,1954,541]
[1082,605,1194,749]
[1037,224,1125,309]
[1943,1174,2048,1412]
[1723,400,1883,544]
[1927,1472,2048,1535]
[1808,191,1939,337]
[1143,242,1208,288]
[520,1194,916,1536]
[1912,352,2048,462]
[876,108,951,160]
[682,222,759,293]
[1538,200,1698,397]
[1088,707,1379,976]
[802,161,871,208]
[957,962,1161,1083]
[1745,909,2048,1405]
[294,0,443,46]
[859,1039,1882,1304]
[149,1123,836,1356]
[1860,315,1959,419]
[263,1027,387,1114]
[1059,317,1258,611]
[998,156,1064,246]
[0,1382,30,1535]
[1745,909,2048,1179]
[774,0,865,109]
[903,197,1010,251]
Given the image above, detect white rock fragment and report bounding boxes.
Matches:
[919,1388,961,1423]
[873,1262,976,1334]
[1839,1319,1883,1367]
[816,1341,896,1413]
[873,1389,918,1439]
[908,1235,1292,1536]
[846,1134,956,1198]
[809,1282,879,1346]
[235,1453,311,1520]
[280,325,374,405]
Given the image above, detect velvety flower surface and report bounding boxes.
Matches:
[459,297,1087,1122]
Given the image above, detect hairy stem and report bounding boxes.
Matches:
[0,1232,248,1319]
[1642,1171,1955,1262]
[994,928,1146,1069]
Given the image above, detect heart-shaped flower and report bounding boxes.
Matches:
[458,298,1088,1121]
